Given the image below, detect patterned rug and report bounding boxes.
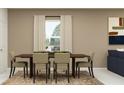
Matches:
[3,71,103,85]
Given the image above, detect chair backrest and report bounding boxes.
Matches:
[33,53,48,64]
[10,51,15,62]
[54,52,70,64]
[89,52,95,62]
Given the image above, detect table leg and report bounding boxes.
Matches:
[72,58,75,78]
[30,57,33,78]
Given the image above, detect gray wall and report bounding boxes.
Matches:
[8,9,124,67]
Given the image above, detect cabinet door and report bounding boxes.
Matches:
[0,9,8,73]
[0,9,7,23]
[0,9,2,21]
[0,22,3,72]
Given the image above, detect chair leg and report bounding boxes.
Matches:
[46,64,48,83]
[48,63,50,79]
[68,63,70,83]
[9,67,13,78]
[12,67,15,76]
[55,64,57,83]
[33,63,35,83]
[26,64,28,76]
[78,66,80,78]
[88,67,91,76]
[24,67,25,78]
[91,66,94,78]
[9,62,13,78]
[53,64,55,79]
[76,63,78,76]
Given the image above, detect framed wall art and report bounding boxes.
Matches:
[109,17,124,44]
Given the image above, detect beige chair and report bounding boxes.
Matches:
[9,52,28,78]
[34,51,50,77]
[53,52,70,83]
[33,52,50,83]
[76,52,95,78]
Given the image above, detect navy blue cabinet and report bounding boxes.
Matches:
[109,36,124,44]
[107,50,124,76]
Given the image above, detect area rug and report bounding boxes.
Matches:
[2,71,103,85]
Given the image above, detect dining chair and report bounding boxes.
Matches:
[76,52,95,78]
[33,51,50,78]
[33,52,50,83]
[53,52,70,83]
[9,52,28,78]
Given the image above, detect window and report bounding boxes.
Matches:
[45,17,60,51]
[34,15,72,52]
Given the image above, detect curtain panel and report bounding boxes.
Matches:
[60,15,72,52]
[33,15,46,51]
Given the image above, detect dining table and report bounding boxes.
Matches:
[15,52,90,78]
